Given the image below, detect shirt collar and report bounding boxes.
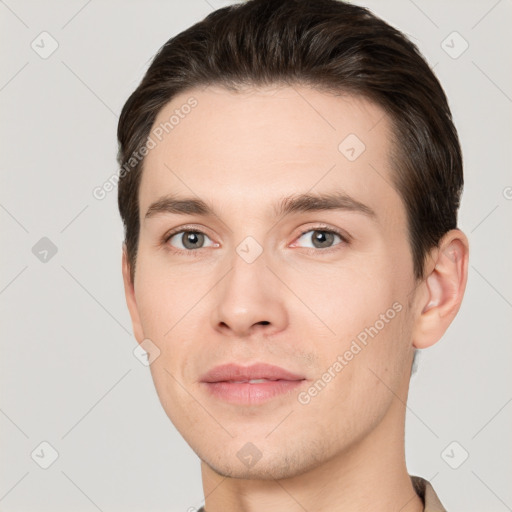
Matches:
[411,475,447,512]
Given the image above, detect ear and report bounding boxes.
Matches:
[412,229,469,349]
[122,244,144,343]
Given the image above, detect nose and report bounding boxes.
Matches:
[211,247,288,338]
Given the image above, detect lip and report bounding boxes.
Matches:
[200,363,305,383]
[200,363,306,405]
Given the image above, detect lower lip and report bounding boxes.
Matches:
[202,380,305,404]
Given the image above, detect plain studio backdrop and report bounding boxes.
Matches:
[1,1,511,511]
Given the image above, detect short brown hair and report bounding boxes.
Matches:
[117,0,463,284]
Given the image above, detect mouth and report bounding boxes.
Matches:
[200,363,306,405]
[227,378,279,383]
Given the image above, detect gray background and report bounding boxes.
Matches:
[1,0,511,511]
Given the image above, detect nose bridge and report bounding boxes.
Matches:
[211,235,288,336]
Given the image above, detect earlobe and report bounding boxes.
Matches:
[413,229,469,349]
[121,244,145,343]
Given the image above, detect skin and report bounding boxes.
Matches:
[122,85,469,512]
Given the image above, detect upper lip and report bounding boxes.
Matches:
[200,363,305,383]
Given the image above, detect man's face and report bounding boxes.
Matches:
[126,85,420,479]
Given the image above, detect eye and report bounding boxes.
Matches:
[166,230,217,251]
[294,228,346,250]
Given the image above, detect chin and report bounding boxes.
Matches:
[199,443,328,481]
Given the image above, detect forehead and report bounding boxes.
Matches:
[139,85,401,222]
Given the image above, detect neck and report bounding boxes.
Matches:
[200,396,423,512]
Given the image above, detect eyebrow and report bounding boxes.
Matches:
[144,191,376,221]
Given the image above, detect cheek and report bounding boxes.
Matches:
[293,260,412,405]
[133,252,207,336]
[287,258,401,339]
[299,310,412,446]
[133,254,215,388]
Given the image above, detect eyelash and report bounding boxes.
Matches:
[162,224,349,256]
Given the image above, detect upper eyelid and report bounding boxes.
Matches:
[295,224,351,245]
[297,225,347,238]
[164,224,212,239]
